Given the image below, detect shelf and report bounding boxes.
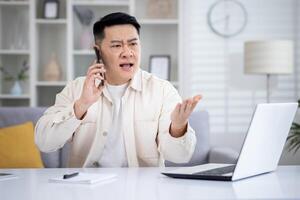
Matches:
[139,19,178,25]
[72,0,129,6]
[0,50,30,55]
[0,1,29,6]
[36,81,67,86]
[36,19,67,25]
[0,94,30,99]
[73,50,94,55]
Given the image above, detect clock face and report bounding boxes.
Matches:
[207,0,248,38]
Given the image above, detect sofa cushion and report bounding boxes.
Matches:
[0,107,61,168]
[0,122,44,168]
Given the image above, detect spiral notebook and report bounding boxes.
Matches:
[49,172,117,184]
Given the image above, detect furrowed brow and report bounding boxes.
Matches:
[110,40,122,43]
[128,38,138,43]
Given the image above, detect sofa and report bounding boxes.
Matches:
[0,107,238,168]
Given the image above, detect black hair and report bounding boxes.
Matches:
[93,12,140,44]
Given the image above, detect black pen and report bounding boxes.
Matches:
[63,172,79,179]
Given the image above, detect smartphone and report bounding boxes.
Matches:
[94,47,105,87]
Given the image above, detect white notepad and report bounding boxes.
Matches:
[49,172,117,184]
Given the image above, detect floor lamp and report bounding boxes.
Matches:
[244,40,294,103]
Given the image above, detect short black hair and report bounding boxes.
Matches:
[93,12,140,44]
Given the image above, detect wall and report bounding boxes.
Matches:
[182,0,300,164]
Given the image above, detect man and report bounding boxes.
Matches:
[35,12,201,168]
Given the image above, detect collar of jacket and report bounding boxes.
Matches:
[128,68,142,92]
[102,68,142,103]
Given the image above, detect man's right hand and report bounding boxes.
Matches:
[74,61,106,120]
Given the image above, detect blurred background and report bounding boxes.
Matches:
[0,0,299,165]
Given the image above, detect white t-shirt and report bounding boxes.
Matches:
[98,83,128,167]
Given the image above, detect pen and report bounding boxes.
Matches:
[63,172,79,179]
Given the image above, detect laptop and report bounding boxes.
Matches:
[162,103,298,181]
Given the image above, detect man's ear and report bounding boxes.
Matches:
[93,44,100,51]
[93,44,107,66]
[93,44,104,58]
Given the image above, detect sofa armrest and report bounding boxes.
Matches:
[208,147,239,164]
[41,151,60,168]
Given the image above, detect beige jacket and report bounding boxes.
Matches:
[35,69,196,167]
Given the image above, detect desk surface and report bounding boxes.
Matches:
[0,166,300,200]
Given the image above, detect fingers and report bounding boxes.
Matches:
[180,99,192,117]
[179,94,202,115]
[191,95,202,110]
[174,103,181,114]
[180,99,187,114]
[185,99,192,112]
[88,67,106,77]
[87,66,106,85]
[87,62,105,75]
[93,73,105,80]
[84,62,106,90]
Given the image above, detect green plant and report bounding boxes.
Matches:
[287,99,300,154]
[0,60,29,81]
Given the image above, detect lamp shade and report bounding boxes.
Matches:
[244,40,294,74]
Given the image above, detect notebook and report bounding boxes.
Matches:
[49,172,117,184]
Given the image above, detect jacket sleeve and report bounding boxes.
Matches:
[157,81,197,164]
[35,79,83,152]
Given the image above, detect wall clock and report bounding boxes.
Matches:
[207,0,248,38]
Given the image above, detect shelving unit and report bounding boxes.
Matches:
[0,0,181,107]
[0,0,31,106]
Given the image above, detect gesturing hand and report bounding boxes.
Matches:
[170,95,202,137]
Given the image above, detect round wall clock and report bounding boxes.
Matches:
[207,0,248,38]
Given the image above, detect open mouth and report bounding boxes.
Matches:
[119,63,134,68]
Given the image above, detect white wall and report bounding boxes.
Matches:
[182,0,300,164]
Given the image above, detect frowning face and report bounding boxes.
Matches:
[98,24,141,85]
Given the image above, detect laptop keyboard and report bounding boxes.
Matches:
[194,165,236,176]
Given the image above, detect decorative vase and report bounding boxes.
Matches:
[80,25,93,50]
[10,81,22,95]
[43,53,61,81]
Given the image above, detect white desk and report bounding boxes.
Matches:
[0,166,300,200]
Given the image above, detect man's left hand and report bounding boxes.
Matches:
[170,95,202,137]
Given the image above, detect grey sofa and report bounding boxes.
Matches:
[0,107,238,168]
[165,111,239,166]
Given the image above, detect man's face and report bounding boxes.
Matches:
[99,24,141,85]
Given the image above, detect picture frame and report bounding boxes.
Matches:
[149,55,171,80]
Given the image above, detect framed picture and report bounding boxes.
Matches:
[149,55,171,80]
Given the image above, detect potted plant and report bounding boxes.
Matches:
[0,60,29,95]
[287,100,300,154]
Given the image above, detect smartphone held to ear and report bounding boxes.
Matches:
[94,47,105,88]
